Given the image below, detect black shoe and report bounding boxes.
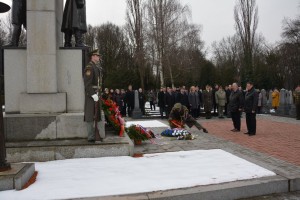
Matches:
[203,128,208,133]
[88,139,95,143]
[248,133,256,136]
[231,129,237,132]
[244,132,250,135]
[232,129,240,132]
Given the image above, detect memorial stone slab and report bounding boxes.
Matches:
[261,89,269,114]
[132,90,143,119]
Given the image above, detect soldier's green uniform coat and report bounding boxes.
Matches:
[168,103,204,130]
[83,61,101,122]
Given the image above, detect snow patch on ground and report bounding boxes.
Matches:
[0,150,275,200]
[126,120,169,128]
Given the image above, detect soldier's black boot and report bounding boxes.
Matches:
[8,24,21,47]
[75,30,86,47]
[64,31,72,47]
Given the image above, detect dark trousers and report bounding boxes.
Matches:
[150,101,155,110]
[205,111,211,119]
[213,103,217,114]
[296,104,300,120]
[231,111,241,131]
[197,105,201,117]
[246,112,256,134]
[121,105,127,116]
[140,106,145,115]
[257,106,262,114]
[166,106,172,118]
[159,106,165,119]
[224,103,228,115]
[191,108,198,118]
[127,105,134,117]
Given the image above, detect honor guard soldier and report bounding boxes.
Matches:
[83,49,105,142]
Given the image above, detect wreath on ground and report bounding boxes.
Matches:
[126,124,155,144]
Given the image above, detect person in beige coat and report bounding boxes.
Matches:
[215,85,227,118]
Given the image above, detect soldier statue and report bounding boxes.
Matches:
[83,49,105,143]
[61,0,87,47]
[8,0,26,46]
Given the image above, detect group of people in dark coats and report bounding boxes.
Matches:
[101,85,147,118]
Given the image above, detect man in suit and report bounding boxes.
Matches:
[229,83,244,132]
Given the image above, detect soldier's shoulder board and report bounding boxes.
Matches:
[84,65,92,76]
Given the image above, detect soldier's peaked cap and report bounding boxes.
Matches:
[89,49,100,56]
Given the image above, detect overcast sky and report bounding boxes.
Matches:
[85,0,299,54]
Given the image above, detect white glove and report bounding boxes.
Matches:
[91,94,99,102]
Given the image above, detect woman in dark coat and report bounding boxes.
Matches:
[188,86,199,118]
[61,0,87,47]
[202,85,213,119]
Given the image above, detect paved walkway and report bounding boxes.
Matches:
[201,114,300,167]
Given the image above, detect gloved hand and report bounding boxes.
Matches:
[91,94,99,102]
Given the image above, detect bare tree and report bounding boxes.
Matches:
[212,34,242,83]
[84,24,96,49]
[234,0,258,83]
[125,0,146,89]
[145,0,191,87]
[0,19,7,46]
[1,13,26,46]
[282,16,300,46]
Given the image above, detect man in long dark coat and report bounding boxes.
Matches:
[157,87,166,119]
[125,85,135,117]
[61,0,87,47]
[165,87,175,118]
[202,85,213,119]
[83,49,104,142]
[244,82,258,136]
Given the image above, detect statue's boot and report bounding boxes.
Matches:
[75,30,86,47]
[8,24,21,47]
[64,31,72,47]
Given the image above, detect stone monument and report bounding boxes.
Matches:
[132,90,143,119]
[289,90,296,117]
[268,90,273,112]
[261,89,269,114]
[2,0,133,163]
[276,89,289,116]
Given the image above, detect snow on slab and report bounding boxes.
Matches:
[0,150,275,200]
[126,120,169,128]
